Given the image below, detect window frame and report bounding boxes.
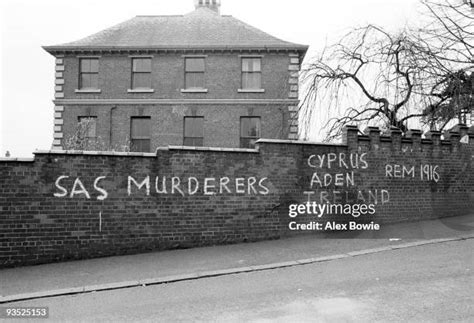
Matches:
[240,57,262,91]
[240,116,261,149]
[184,57,206,90]
[78,58,99,90]
[183,116,204,147]
[77,116,98,140]
[130,116,151,152]
[131,57,152,90]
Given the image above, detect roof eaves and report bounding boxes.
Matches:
[43,44,308,54]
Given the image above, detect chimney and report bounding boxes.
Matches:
[194,0,221,14]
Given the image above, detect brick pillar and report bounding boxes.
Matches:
[342,125,359,150]
[288,53,300,140]
[425,130,442,149]
[52,56,65,150]
[468,126,474,148]
[444,130,461,152]
[450,124,469,143]
[364,126,381,150]
[389,126,402,150]
[406,129,422,151]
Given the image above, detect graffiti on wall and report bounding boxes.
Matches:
[385,164,440,182]
[51,152,440,202]
[53,175,270,200]
[303,152,440,205]
[303,152,388,205]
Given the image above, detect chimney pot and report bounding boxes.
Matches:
[194,0,221,14]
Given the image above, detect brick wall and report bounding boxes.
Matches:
[1,125,472,268]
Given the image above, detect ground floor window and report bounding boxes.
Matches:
[184,116,204,146]
[130,117,151,152]
[240,117,260,148]
[77,116,97,140]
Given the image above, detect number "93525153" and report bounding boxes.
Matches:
[1,307,48,318]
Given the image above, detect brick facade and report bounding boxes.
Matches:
[52,53,300,149]
[1,126,472,268]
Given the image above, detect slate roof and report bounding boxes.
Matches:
[43,8,308,54]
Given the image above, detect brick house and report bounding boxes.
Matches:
[43,0,308,152]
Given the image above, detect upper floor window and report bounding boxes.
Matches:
[240,117,260,148]
[241,57,261,90]
[185,57,205,89]
[132,58,152,89]
[183,117,204,146]
[79,58,99,90]
[130,117,151,152]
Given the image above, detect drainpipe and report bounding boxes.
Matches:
[109,105,117,148]
[279,106,287,139]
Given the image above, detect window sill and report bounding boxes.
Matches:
[238,89,265,93]
[181,89,208,93]
[127,89,155,93]
[75,89,101,93]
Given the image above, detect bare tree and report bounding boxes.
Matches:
[300,25,435,141]
[300,0,473,141]
[420,0,473,63]
[417,0,473,128]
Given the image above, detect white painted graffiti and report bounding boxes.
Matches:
[53,175,270,200]
[303,189,390,205]
[127,176,270,196]
[308,153,368,169]
[385,164,440,182]
[54,176,108,200]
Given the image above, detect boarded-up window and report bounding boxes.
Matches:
[130,117,151,152]
[78,116,97,139]
[183,117,204,146]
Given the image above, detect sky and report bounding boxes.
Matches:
[0,0,421,157]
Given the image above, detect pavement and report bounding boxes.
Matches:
[1,214,473,304]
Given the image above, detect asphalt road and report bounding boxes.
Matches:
[8,239,474,322]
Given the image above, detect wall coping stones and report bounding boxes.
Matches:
[0,157,35,162]
[341,124,472,149]
[34,150,156,157]
[167,146,259,153]
[256,138,346,147]
[32,146,260,157]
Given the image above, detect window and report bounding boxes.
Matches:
[78,116,97,139]
[130,117,151,152]
[184,117,204,146]
[241,58,261,90]
[79,58,99,89]
[240,117,261,148]
[185,58,205,89]
[132,58,152,89]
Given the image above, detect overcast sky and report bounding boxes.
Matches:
[0,0,421,157]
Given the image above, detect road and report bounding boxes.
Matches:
[9,239,474,322]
